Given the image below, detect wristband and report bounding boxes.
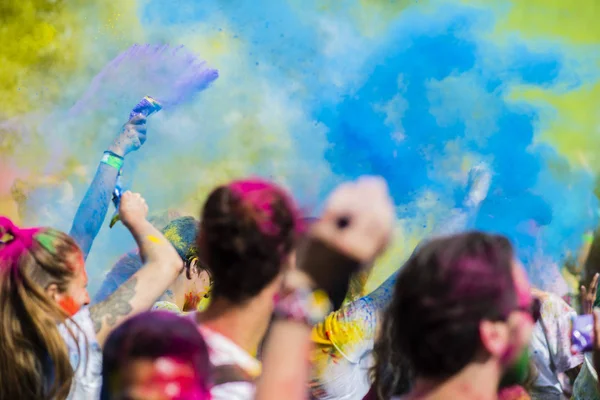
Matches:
[101,151,124,171]
[274,288,332,327]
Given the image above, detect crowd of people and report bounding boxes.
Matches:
[2,113,600,400]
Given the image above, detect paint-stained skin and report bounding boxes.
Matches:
[146,235,162,244]
[69,163,119,260]
[59,296,81,317]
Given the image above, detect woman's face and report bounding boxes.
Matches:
[57,251,90,316]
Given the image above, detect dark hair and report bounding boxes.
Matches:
[100,311,210,400]
[198,178,301,303]
[372,231,518,394]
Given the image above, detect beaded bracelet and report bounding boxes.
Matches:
[101,151,124,171]
[274,287,332,327]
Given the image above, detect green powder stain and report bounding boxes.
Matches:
[35,231,57,253]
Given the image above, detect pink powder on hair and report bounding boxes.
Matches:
[228,178,303,236]
[0,217,41,269]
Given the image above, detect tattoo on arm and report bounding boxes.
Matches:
[89,277,137,334]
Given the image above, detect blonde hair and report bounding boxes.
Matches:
[0,217,81,400]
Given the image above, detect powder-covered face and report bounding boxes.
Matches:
[501,261,534,366]
[59,251,90,316]
[181,259,212,312]
[114,357,209,400]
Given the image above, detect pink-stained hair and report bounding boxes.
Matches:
[228,178,304,236]
[0,216,40,268]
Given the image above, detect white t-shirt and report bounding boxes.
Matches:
[198,325,262,400]
[58,307,103,400]
[309,297,377,400]
[529,291,583,398]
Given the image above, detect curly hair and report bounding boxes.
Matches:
[197,178,302,304]
[371,232,518,396]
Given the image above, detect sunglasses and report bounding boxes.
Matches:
[517,297,541,323]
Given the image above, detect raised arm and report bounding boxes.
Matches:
[355,163,492,316]
[69,115,147,259]
[431,162,491,237]
[257,177,394,400]
[89,191,182,346]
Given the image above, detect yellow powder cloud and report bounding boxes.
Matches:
[0,0,85,119]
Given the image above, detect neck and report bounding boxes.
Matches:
[408,362,501,400]
[160,274,188,310]
[198,295,273,356]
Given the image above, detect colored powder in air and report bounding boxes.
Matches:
[69,44,219,118]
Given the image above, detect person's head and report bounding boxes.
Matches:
[162,217,212,310]
[197,178,302,305]
[101,311,211,400]
[0,217,89,399]
[94,216,211,310]
[376,232,534,392]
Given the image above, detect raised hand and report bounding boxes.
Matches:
[582,273,600,315]
[108,114,147,157]
[463,162,492,209]
[311,176,395,263]
[118,192,149,228]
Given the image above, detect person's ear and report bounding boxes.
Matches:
[45,283,61,302]
[480,320,510,358]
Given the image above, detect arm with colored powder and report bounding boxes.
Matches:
[69,115,147,260]
[303,166,492,400]
[343,164,491,306]
[89,191,183,347]
[431,162,491,238]
[344,163,493,322]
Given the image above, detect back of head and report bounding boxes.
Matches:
[388,231,517,380]
[198,178,302,304]
[101,311,211,400]
[0,217,81,400]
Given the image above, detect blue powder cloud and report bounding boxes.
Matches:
[82,0,597,286]
[313,4,597,264]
